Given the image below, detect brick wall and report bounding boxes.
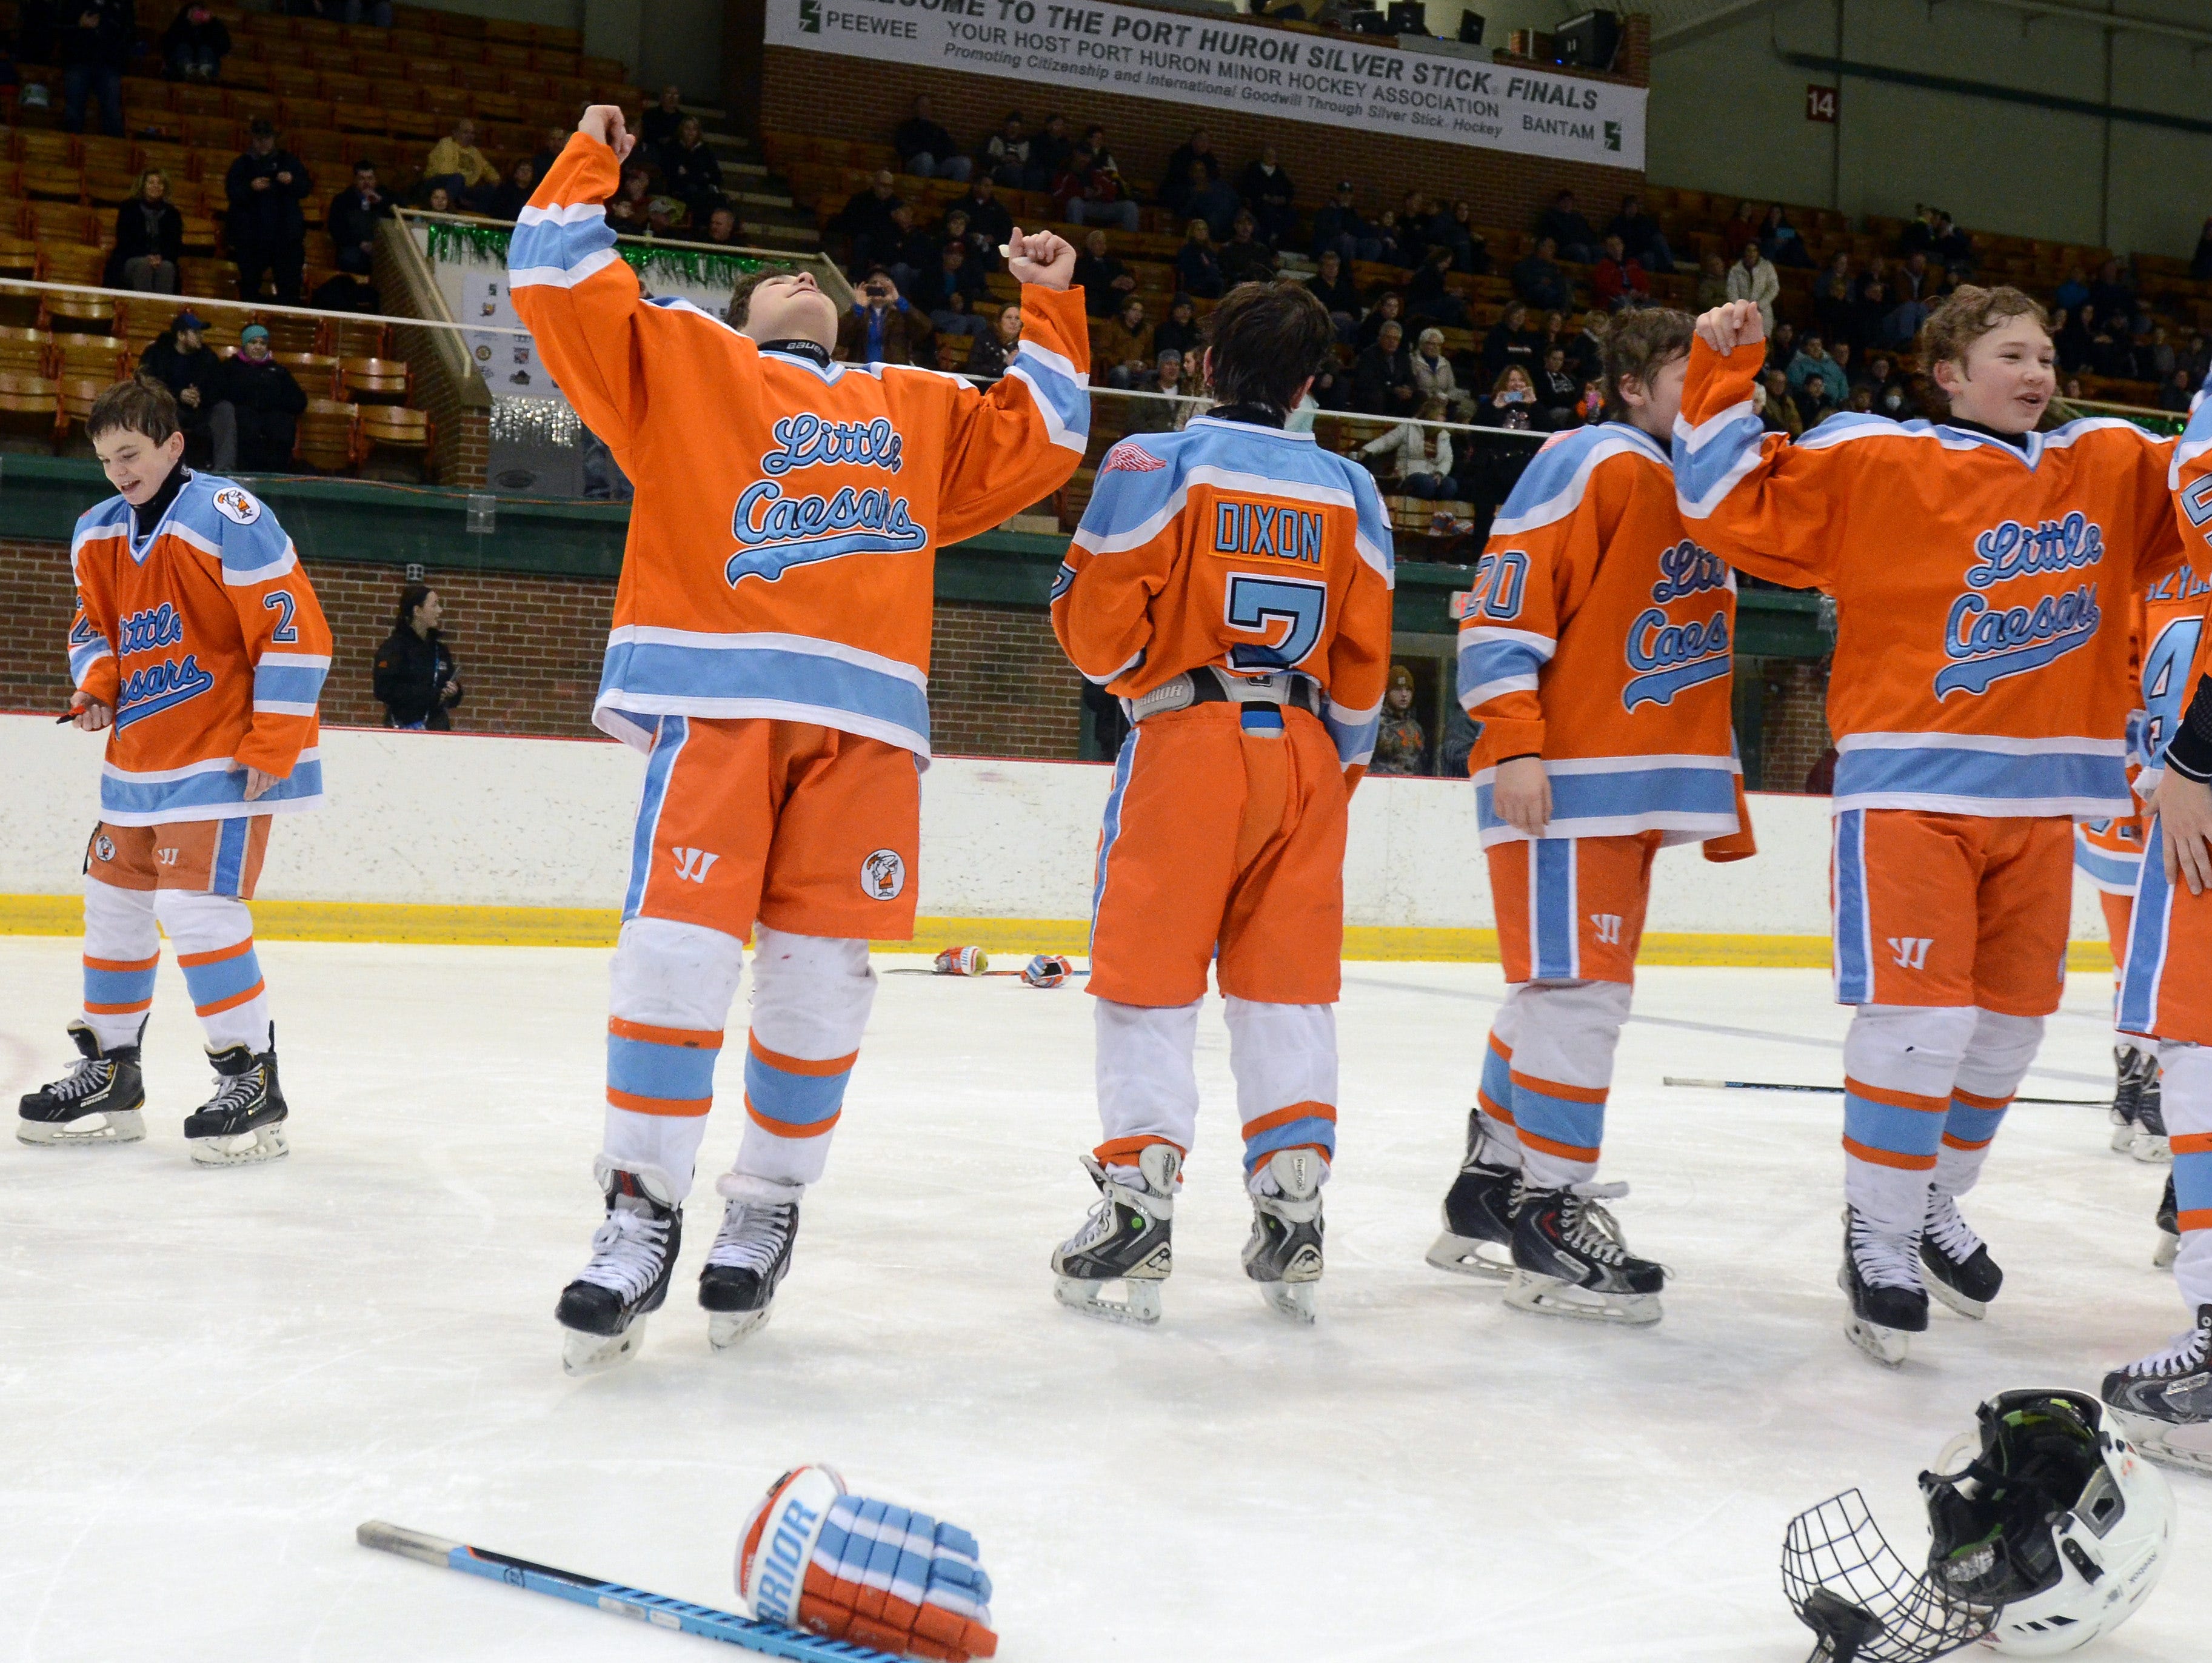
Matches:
[1759,658,1833,794]
[0,540,1084,757]
[759,16,1651,243]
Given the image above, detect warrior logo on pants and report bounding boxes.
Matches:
[861,849,906,900]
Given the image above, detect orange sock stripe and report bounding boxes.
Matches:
[1940,1132,1996,1151]
[2171,1133,2212,1157]
[1843,1136,1939,1171]
[1095,1134,1183,1165]
[609,1016,724,1049]
[744,1096,842,1138]
[1951,1086,2013,1111]
[1843,1076,1949,1114]
[1508,1068,1608,1105]
[175,938,254,969]
[1518,1128,1602,1163]
[84,997,152,1014]
[606,1086,712,1116]
[1486,1031,1512,1063]
[747,1032,859,1077]
[1476,1087,1517,1127]
[2177,1208,2212,1233]
[1240,1100,1337,1139]
[82,952,158,972]
[194,979,265,1017]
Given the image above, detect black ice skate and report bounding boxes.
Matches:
[18,1020,145,1146]
[2101,1305,2212,1477]
[1425,1108,1519,1280]
[1051,1144,1177,1326]
[699,1187,799,1351]
[1839,1207,1928,1367]
[1919,1192,2003,1319]
[1243,1148,1325,1325]
[1505,1179,1665,1326]
[2110,1043,2154,1153]
[2132,1065,2170,1163]
[181,1032,288,1166]
[556,1163,682,1376]
[2156,1175,2180,1270]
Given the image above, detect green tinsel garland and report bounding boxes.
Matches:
[423,219,764,290]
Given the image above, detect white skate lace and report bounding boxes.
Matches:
[2120,1319,2211,1379]
[201,1067,261,1114]
[1849,1214,1924,1292]
[1559,1182,1634,1267]
[47,1059,110,1102]
[576,1208,671,1300]
[706,1202,795,1273]
[1923,1194,1983,1262]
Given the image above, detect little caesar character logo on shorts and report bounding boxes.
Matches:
[861,849,905,901]
[210,486,261,526]
[93,834,115,863]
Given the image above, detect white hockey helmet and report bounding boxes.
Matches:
[1922,1390,2173,1656]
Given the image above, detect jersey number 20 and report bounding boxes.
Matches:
[1224,572,1327,671]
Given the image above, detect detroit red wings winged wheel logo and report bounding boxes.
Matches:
[1101,440,1166,473]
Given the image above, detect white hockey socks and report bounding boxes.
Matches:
[1931,1009,2042,1200]
[729,925,876,1191]
[1840,1003,1978,1236]
[603,915,747,1203]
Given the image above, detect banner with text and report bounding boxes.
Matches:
[767,0,1645,170]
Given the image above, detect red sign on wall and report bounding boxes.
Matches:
[1805,84,1838,122]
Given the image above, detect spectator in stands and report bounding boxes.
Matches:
[1154,293,1201,360]
[1883,281,1931,352]
[1856,350,1896,398]
[1181,162,1240,243]
[484,158,536,224]
[1307,248,1360,336]
[1828,339,1856,389]
[1759,204,1810,268]
[1354,319,1417,417]
[980,110,1037,190]
[2188,332,2211,383]
[1765,320,1797,374]
[1756,369,1801,438]
[1725,240,1778,335]
[1606,193,1676,273]
[604,168,652,235]
[1057,147,1138,232]
[1722,200,1761,259]
[531,125,567,188]
[1787,332,1848,417]
[1120,349,1197,435]
[107,167,184,294]
[1394,192,1431,269]
[326,160,393,275]
[1930,209,1973,270]
[701,206,741,247]
[1848,277,1890,350]
[1082,123,1121,176]
[836,270,931,366]
[1368,668,1428,775]
[139,311,235,473]
[1032,113,1073,184]
[1480,300,1541,383]
[834,170,904,275]
[641,85,687,153]
[424,118,499,213]
[1536,190,1599,263]
[1312,181,1380,266]
[1099,296,1154,389]
[1218,212,1277,287]
[1175,219,1225,300]
[1692,250,1729,310]
[894,94,969,182]
[915,242,984,336]
[374,585,464,731]
[950,178,1012,264]
[1363,401,1460,504]
[1535,344,1581,429]
[1160,128,1221,217]
[1813,252,1853,341]
[1240,147,1296,245]
[164,5,229,82]
[1410,329,1471,421]
[1075,230,1134,317]
[1355,290,1407,352]
[966,301,1022,381]
[1894,249,1930,301]
[1440,688,1478,778]
[1368,207,1407,269]
[423,184,454,215]
[226,120,312,306]
[660,116,724,227]
[1592,235,1649,311]
[58,0,128,136]
[2089,257,2135,321]
[1308,358,1349,413]
[222,325,306,469]
[1511,236,1571,313]
[2160,366,2196,413]
[1475,364,1537,430]
[1405,244,1467,330]
[1543,308,1597,380]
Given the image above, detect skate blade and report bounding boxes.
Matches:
[16,1109,145,1146]
[2131,1134,2172,1164]
[1424,1231,1515,1282]
[1503,1270,1662,1326]
[1843,1316,1912,1367]
[2107,1406,2212,1477]
[1052,1274,1161,1327]
[1258,1279,1317,1325]
[2154,1233,2180,1270]
[562,1317,647,1377]
[2110,1122,2139,1154]
[1926,1280,1989,1321]
[187,1124,288,1166]
[707,1306,774,1351]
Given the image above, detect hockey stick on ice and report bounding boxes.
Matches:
[1662,1077,2102,1106]
[355,1521,901,1661]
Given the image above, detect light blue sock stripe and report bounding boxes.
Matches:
[606,1034,721,1102]
[623,715,687,921]
[743,1051,851,1126]
[1532,838,1576,980]
[84,963,157,1006]
[1834,809,1871,1002]
[181,948,261,1008]
[1243,1116,1337,1169]
[1843,1089,1946,1160]
[1511,1082,1605,1153]
[1942,1098,2008,1148]
[212,817,249,897]
[1480,1040,1513,1113]
[1089,726,1138,942]
[2118,824,2171,1036]
[2177,1149,2212,1217]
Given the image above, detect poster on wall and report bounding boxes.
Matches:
[764,0,1645,170]
[459,270,555,400]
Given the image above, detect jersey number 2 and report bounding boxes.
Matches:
[1224,572,1327,671]
[263,590,299,643]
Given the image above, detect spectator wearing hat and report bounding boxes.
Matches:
[1121,347,1197,435]
[221,324,307,470]
[226,119,313,304]
[373,584,466,731]
[1153,293,1203,360]
[138,310,238,473]
[326,160,394,276]
[1368,666,1429,775]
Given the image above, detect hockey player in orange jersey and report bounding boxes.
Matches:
[18,381,329,1166]
[514,106,1089,1373]
[1681,287,2187,1364]
[1426,310,1750,1326]
[1046,281,1394,1326]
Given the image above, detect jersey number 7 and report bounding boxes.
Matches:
[1224,572,1328,671]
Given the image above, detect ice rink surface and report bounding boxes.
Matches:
[2,939,2205,1662]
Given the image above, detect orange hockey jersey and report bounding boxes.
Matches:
[1051,415,1395,773]
[1676,338,2184,818]
[1460,421,1740,846]
[68,470,329,826]
[510,133,1090,757]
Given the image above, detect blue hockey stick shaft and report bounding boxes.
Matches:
[356,1521,901,1662]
